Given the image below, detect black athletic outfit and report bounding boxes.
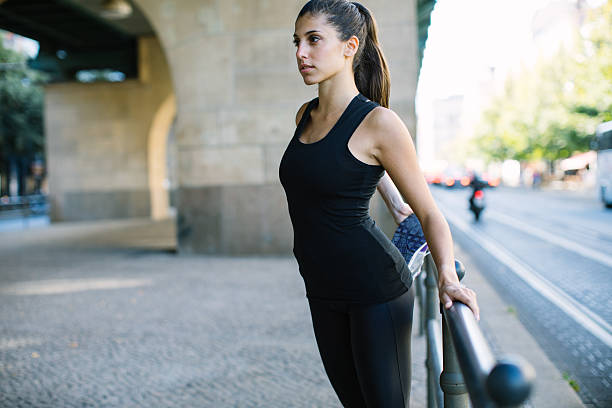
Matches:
[279,93,415,407]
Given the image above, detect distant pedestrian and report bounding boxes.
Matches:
[533,171,541,189]
[279,1,480,406]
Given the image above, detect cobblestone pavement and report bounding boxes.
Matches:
[0,219,430,408]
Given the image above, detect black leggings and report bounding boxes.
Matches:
[307,285,415,407]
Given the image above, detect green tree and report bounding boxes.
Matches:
[572,0,612,122]
[0,35,48,195]
[474,0,612,163]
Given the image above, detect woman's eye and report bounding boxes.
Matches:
[292,36,319,46]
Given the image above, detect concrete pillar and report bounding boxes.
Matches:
[129,0,420,253]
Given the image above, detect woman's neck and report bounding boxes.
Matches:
[316,70,360,119]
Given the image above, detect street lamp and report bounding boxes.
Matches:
[100,0,133,20]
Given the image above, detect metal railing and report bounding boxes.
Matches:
[0,194,49,217]
[414,253,535,407]
[0,195,49,230]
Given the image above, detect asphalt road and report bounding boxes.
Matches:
[431,185,612,408]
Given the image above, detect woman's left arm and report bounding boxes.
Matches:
[369,108,479,320]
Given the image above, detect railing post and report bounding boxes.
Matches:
[425,255,443,407]
[441,312,469,407]
[416,272,425,336]
[424,255,438,341]
[418,252,533,408]
[23,195,31,228]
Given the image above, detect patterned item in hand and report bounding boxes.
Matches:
[391,213,427,266]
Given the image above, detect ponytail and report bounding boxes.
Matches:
[351,2,391,108]
[297,0,391,107]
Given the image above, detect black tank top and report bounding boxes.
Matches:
[278,93,411,304]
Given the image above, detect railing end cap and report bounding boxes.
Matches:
[486,355,535,406]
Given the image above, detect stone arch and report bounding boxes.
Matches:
[147,94,177,220]
[44,34,175,223]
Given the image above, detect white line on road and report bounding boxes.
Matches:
[488,210,612,269]
[439,204,612,348]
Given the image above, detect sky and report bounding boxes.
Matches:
[416,0,556,102]
[416,0,606,101]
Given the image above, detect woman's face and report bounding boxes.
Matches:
[293,13,350,85]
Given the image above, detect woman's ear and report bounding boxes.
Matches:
[344,35,359,57]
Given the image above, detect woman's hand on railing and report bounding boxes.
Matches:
[438,282,480,321]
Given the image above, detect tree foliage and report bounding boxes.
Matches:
[0,36,48,166]
[474,0,612,162]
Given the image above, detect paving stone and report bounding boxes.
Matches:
[0,219,429,407]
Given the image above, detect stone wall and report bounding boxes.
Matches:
[45,0,420,253]
[133,0,419,253]
[45,37,174,221]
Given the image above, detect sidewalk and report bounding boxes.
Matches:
[0,218,583,407]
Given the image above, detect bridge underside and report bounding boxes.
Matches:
[0,0,154,81]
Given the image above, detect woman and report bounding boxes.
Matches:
[278,1,480,406]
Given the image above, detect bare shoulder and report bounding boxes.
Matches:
[362,106,413,147]
[295,101,310,126]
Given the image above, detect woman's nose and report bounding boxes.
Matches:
[296,44,308,60]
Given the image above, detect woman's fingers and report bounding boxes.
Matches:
[439,283,480,321]
[440,291,453,309]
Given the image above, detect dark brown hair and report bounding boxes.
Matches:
[297,0,391,107]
